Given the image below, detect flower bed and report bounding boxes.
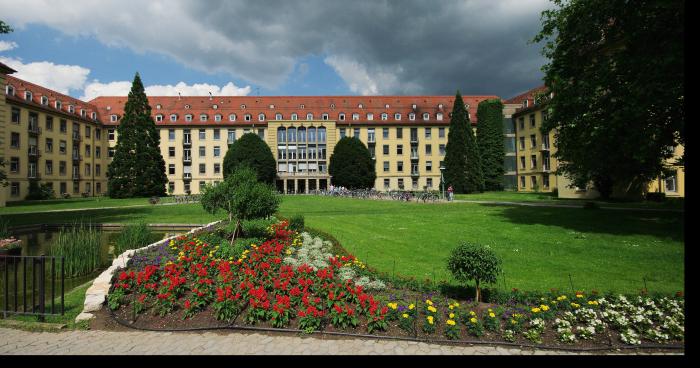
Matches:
[106,220,684,349]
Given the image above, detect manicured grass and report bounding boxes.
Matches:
[2,203,218,227]
[455,191,684,210]
[2,197,153,214]
[454,191,559,202]
[280,196,684,294]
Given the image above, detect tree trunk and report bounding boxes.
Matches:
[229,218,241,246]
[475,281,481,303]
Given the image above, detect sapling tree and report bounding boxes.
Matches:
[200,166,280,244]
[447,242,502,302]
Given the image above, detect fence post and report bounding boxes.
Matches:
[3,257,7,318]
[39,255,46,322]
[61,256,65,315]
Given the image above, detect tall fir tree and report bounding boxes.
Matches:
[476,99,505,191]
[107,73,167,198]
[444,91,484,194]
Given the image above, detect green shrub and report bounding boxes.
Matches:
[114,222,154,255]
[241,218,276,239]
[289,214,305,232]
[198,232,229,249]
[0,217,10,239]
[214,237,263,261]
[49,222,103,278]
[447,242,502,302]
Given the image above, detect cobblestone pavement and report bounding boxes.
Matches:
[0,328,682,355]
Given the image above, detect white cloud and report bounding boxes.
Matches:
[0,40,18,52]
[81,80,251,100]
[0,56,90,94]
[325,55,420,96]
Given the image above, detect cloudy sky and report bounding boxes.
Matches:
[0,0,551,101]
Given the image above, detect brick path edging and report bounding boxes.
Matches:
[75,220,222,322]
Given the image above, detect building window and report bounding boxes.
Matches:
[95,128,101,140]
[520,176,526,188]
[168,147,175,157]
[383,161,390,172]
[228,129,236,143]
[11,107,20,123]
[439,144,446,156]
[199,164,206,174]
[543,175,550,188]
[396,128,403,139]
[199,146,206,157]
[353,128,360,138]
[85,144,91,157]
[108,147,115,158]
[46,116,54,131]
[306,113,313,120]
[60,119,67,133]
[199,129,206,140]
[96,182,102,194]
[168,164,175,175]
[213,129,220,140]
[45,138,53,153]
[168,182,175,193]
[244,114,251,121]
[398,178,404,190]
[214,114,222,122]
[426,161,432,172]
[339,128,346,139]
[95,164,101,176]
[520,156,526,169]
[25,91,33,101]
[5,85,14,96]
[397,161,404,172]
[10,132,20,148]
[9,157,19,173]
[409,113,415,121]
[10,182,19,197]
[425,144,432,155]
[530,134,536,148]
[383,145,389,155]
[156,114,163,122]
[291,113,298,120]
[275,113,283,120]
[394,113,401,120]
[366,113,373,121]
[665,175,677,192]
[519,137,525,150]
[229,114,236,122]
[185,114,193,122]
[59,161,66,176]
[531,155,537,169]
[384,179,390,189]
[352,113,359,121]
[199,181,206,191]
[258,113,265,122]
[436,113,443,121]
[518,118,525,131]
[214,146,221,157]
[381,113,388,121]
[425,128,432,139]
[382,128,389,139]
[110,114,118,122]
[338,113,345,121]
[531,176,537,189]
[439,127,445,138]
[322,113,329,120]
[214,163,221,174]
[59,140,67,154]
[95,147,101,158]
[422,113,430,121]
[397,145,403,155]
[170,114,178,122]
[530,114,536,127]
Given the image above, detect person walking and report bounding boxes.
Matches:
[447,185,454,202]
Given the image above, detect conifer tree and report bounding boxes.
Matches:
[476,99,505,191]
[444,91,484,194]
[107,73,167,197]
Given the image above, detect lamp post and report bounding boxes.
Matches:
[439,166,446,200]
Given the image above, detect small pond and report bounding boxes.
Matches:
[1,227,187,313]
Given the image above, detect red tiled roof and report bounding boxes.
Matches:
[5,75,103,123]
[503,85,548,105]
[89,94,499,127]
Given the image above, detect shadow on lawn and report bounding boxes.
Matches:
[486,204,684,242]
[4,206,160,226]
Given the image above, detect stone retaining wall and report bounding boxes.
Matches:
[76,220,222,322]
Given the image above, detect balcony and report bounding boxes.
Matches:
[28,146,41,158]
[227,138,236,145]
[541,143,550,151]
[183,139,192,147]
[28,171,40,179]
[183,156,192,164]
[72,153,82,161]
[410,137,419,144]
[410,152,419,160]
[72,132,81,142]
[367,136,376,144]
[72,173,81,180]
[542,165,551,173]
[411,170,420,177]
[28,125,41,135]
[183,173,192,180]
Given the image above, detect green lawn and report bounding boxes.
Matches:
[455,191,684,210]
[1,197,154,215]
[279,196,684,294]
[1,282,92,330]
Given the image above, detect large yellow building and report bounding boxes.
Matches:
[2,64,502,204]
[509,86,685,199]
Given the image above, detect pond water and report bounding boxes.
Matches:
[0,228,182,314]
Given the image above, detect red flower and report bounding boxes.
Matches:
[184,300,192,309]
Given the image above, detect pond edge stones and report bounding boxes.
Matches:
[75,221,222,322]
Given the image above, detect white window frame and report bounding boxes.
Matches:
[436,113,443,121]
[25,91,32,101]
[394,113,401,120]
[306,113,313,120]
[338,113,345,121]
[244,114,252,121]
[291,113,298,121]
[275,113,283,120]
[200,114,208,122]
[409,113,415,121]
[352,113,359,121]
[229,114,236,122]
[214,114,222,122]
[156,114,163,122]
[258,113,266,122]
[366,113,373,121]
[322,113,329,120]
[185,114,193,122]
[422,112,429,121]
[41,96,48,105]
[110,114,118,123]
[170,114,178,122]
[381,113,388,121]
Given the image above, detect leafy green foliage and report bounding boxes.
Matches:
[533,0,684,198]
[107,73,167,198]
[476,99,505,191]
[0,20,12,34]
[201,166,280,223]
[447,242,502,302]
[223,133,277,184]
[115,222,154,255]
[329,137,376,189]
[241,218,276,238]
[289,214,305,232]
[444,91,484,193]
[49,223,103,277]
[25,179,55,200]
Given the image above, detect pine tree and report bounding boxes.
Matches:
[476,99,505,191]
[107,73,167,198]
[444,91,484,194]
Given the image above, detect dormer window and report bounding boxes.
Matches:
[330,103,335,109]
[170,114,178,122]
[409,113,416,121]
[185,114,193,122]
[436,113,443,121]
[155,114,163,122]
[366,113,374,121]
[56,100,62,110]
[156,104,162,110]
[269,104,274,109]
[258,113,265,122]
[422,113,430,121]
[275,113,283,120]
[41,96,49,105]
[200,114,208,122]
[358,103,363,109]
[110,114,118,122]
[338,113,345,121]
[291,113,298,121]
[5,85,14,96]
[214,114,222,122]
[320,113,327,120]
[299,104,305,109]
[523,100,529,108]
[411,104,417,110]
[352,113,359,121]
[80,109,86,118]
[244,114,251,121]
[25,91,33,101]
[394,113,401,120]
[385,104,390,109]
[68,105,75,113]
[91,112,97,120]
[306,113,313,120]
[438,103,443,110]
[381,113,388,121]
[184,104,191,109]
[229,114,236,122]
[240,104,246,109]
[212,104,218,110]
[465,104,470,110]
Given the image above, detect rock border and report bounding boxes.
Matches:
[76,220,222,322]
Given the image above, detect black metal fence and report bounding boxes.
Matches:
[1,255,65,320]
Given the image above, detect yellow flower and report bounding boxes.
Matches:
[469,311,476,316]
[425,300,433,306]
[453,302,460,307]
[408,304,415,310]
[511,319,517,325]
[557,295,568,301]
[449,313,455,319]
[576,294,584,298]
[285,249,292,255]
[402,313,409,319]
[587,300,599,306]
[470,317,477,324]
[427,306,437,313]
[541,305,549,311]
[531,307,541,313]
[388,303,398,310]
[427,316,434,324]
[446,319,456,326]
[489,312,496,318]
[448,305,454,310]
[570,302,580,309]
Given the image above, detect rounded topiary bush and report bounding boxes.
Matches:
[223,133,277,184]
[328,137,376,189]
[447,242,502,302]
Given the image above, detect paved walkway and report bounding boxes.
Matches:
[0,328,681,355]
